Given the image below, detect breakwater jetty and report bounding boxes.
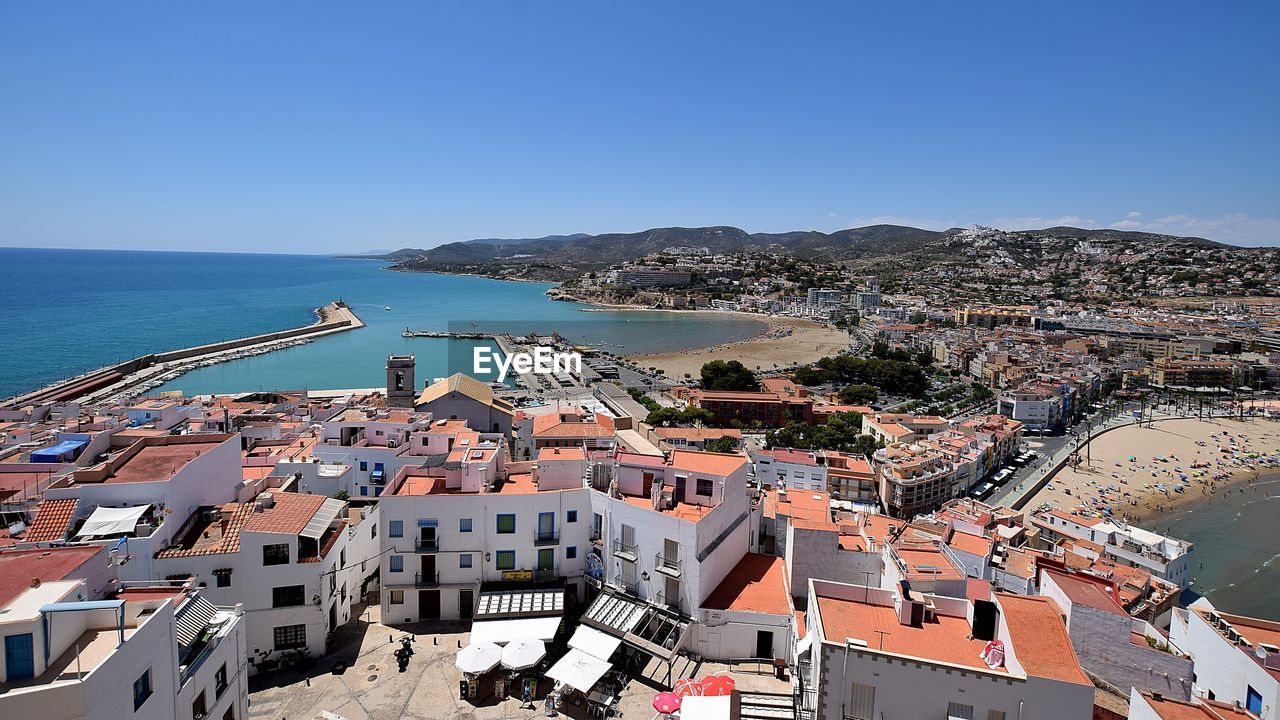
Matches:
[4,301,364,407]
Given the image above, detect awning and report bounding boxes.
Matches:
[78,504,150,538]
[469,616,562,645]
[175,596,220,647]
[569,625,622,661]
[301,498,346,540]
[546,648,612,693]
[680,695,733,720]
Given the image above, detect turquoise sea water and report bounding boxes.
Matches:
[0,248,765,397]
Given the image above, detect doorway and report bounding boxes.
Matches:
[754,630,774,659]
[459,589,474,619]
[419,590,441,620]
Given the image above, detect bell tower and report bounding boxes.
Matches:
[386,355,416,407]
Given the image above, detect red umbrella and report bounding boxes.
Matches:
[653,691,682,714]
[699,675,736,697]
[673,678,703,698]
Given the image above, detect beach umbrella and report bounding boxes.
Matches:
[700,675,737,697]
[653,691,682,714]
[501,637,546,671]
[673,678,703,698]
[456,641,502,674]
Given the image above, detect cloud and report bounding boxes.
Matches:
[990,215,1099,231]
[1125,211,1143,219]
[828,212,839,218]
[1106,213,1280,247]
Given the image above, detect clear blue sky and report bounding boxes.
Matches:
[1,1,1277,251]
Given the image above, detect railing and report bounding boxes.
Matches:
[414,572,440,588]
[654,552,681,577]
[612,539,638,561]
[590,528,603,543]
[534,568,557,582]
[726,656,776,674]
[414,538,439,552]
[534,530,560,546]
[653,590,680,612]
[613,575,639,595]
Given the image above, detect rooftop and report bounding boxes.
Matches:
[0,546,102,608]
[23,497,79,542]
[997,594,1091,685]
[702,553,791,616]
[816,593,997,672]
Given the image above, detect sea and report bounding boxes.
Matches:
[0,247,765,398]
[2,247,1275,620]
[1154,472,1280,620]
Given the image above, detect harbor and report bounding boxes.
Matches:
[4,301,363,408]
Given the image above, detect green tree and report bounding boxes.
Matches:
[703,435,738,453]
[700,360,760,391]
[838,384,880,405]
[646,406,715,427]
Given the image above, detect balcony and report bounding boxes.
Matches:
[612,575,639,595]
[534,530,560,547]
[414,572,440,588]
[413,538,439,553]
[654,590,680,612]
[533,567,557,582]
[654,552,682,578]
[612,539,638,562]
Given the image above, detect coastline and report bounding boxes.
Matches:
[1022,417,1280,525]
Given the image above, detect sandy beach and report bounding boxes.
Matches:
[1024,417,1280,523]
[622,316,849,379]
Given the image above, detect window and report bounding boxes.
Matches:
[360,486,368,496]
[272,585,305,608]
[192,690,207,720]
[1247,686,1263,715]
[496,550,515,570]
[262,543,289,566]
[946,702,974,720]
[133,669,153,711]
[566,546,577,559]
[340,548,346,568]
[389,589,405,605]
[371,522,377,539]
[848,683,874,720]
[460,517,473,533]
[389,555,404,573]
[696,479,714,497]
[566,510,578,523]
[215,663,228,697]
[215,570,232,588]
[496,514,516,534]
[360,461,367,471]
[389,520,403,538]
[460,553,473,568]
[273,624,307,650]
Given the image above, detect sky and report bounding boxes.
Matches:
[1,2,1277,252]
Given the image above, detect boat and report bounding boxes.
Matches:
[385,306,392,310]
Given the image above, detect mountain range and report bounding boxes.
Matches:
[352,224,1250,280]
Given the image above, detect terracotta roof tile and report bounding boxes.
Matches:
[703,553,791,616]
[25,498,79,542]
[242,493,327,535]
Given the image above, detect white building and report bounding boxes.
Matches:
[1030,510,1194,589]
[377,441,592,623]
[752,448,827,491]
[1168,598,1279,718]
[800,579,1095,720]
[152,490,371,671]
[0,548,247,720]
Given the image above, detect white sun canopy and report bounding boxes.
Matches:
[468,616,562,645]
[301,498,346,540]
[568,625,622,661]
[546,648,613,693]
[78,504,150,538]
